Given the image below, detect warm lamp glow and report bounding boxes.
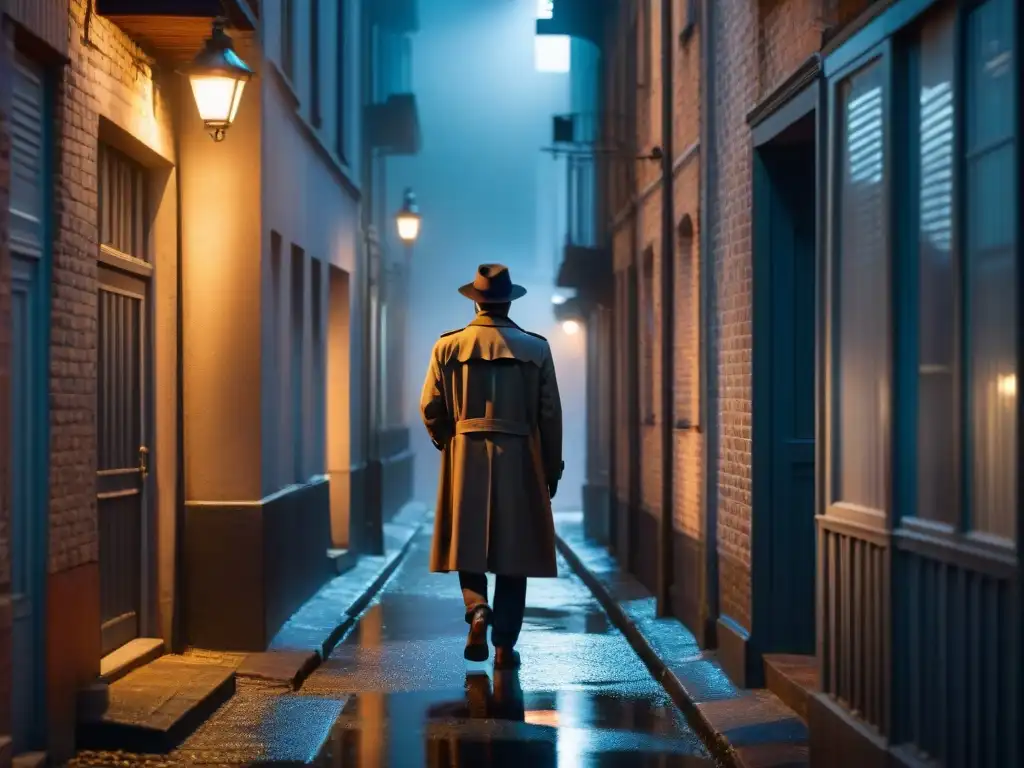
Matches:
[182,19,253,142]
[396,213,421,243]
[997,373,1016,398]
[562,320,580,335]
[190,75,247,124]
[396,188,421,244]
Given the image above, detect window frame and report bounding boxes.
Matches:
[281,0,296,83]
[310,0,321,127]
[642,245,656,423]
[335,0,347,162]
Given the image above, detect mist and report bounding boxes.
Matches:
[386,0,587,511]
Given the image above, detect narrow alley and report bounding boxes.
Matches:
[70,518,715,767]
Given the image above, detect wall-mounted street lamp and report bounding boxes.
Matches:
[553,295,585,336]
[562,319,580,335]
[396,188,422,244]
[182,18,254,142]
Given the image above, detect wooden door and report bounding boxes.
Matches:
[760,141,818,654]
[96,266,148,655]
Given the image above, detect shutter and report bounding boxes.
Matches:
[10,52,46,260]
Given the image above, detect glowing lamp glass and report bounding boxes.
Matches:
[396,213,421,243]
[562,320,580,335]
[551,294,567,305]
[190,75,247,125]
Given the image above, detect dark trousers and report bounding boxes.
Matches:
[458,571,527,649]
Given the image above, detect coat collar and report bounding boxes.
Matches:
[468,313,518,329]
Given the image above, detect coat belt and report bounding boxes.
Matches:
[455,417,531,437]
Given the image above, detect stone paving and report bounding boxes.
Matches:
[70,511,720,767]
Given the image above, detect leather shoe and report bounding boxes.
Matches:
[464,606,491,661]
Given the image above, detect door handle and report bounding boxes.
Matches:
[139,445,149,479]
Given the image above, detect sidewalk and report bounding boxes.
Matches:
[554,512,810,768]
[74,503,428,765]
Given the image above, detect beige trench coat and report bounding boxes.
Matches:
[420,314,563,577]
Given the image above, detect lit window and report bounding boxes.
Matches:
[535,35,570,73]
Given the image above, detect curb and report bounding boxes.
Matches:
[554,534,743,767]
[250,506,428,691]
[296,514,427,687]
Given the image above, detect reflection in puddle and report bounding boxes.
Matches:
[324,671,714,767]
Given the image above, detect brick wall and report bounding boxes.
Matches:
[708,0,871,631]
[46,0,176,575]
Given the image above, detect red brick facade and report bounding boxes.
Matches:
[601,0,871,644]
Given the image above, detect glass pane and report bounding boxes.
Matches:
[916,7,957,525]
[965,0,1016,541]
[834,60,889,510]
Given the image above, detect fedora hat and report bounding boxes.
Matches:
[458,264,528,303]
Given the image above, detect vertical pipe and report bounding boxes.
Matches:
[657,0,675,617]
[171,74,186,653]
[698,0,719,644]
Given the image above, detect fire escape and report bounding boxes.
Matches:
[537,0,621,326]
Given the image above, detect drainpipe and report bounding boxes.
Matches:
[656,0,675,618]
[171,75,187,654]
[697,0,719,645]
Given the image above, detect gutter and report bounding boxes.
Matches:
[656,0,676,617]
[697,0,719,644]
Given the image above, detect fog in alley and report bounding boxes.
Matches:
[387,0,587,511]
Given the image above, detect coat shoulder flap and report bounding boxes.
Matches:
[447,325,548,367]
[523,330,547,341]
[438,327,463,338]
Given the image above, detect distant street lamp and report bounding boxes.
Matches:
[562,319,580,335]
[396,188,422,244]
[183,18,254,142]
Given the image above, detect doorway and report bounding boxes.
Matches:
[96,265,150,655]
[10,50,51,752]
[751,108,818,661]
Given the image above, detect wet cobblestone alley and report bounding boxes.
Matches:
[71,521,716,767]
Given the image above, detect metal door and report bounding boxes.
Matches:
[10,50,50,753]
[97,265,148,655]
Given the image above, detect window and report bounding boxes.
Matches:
[637,1,652,88]
[905,0,1017,541]
[964,0,1015,540]
[281,0,295,82]
[642,246,656,422]
[675,216,697,426]
[98,143,148,260]
[914,5,957,527]
[335,0,346,160]
[291,245,306,483]
[535,36,570,73]
[310,0,321,126]
[833,59,888,512]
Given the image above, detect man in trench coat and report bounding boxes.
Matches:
[420,264,564,669]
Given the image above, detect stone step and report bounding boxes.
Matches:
[77,656,236,754]
[327,548,358,576]
[763,653,819,723]
[11,753,46,768]
[100,638,166,685]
